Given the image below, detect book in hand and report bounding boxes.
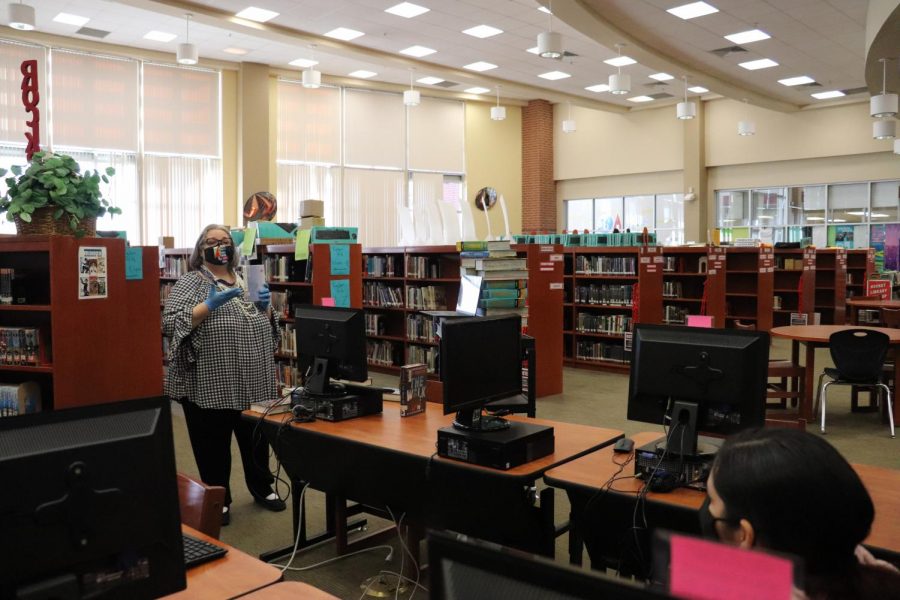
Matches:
[250,396,292,415]
[400,363,428,417]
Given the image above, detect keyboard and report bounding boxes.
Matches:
[182,532,228,569]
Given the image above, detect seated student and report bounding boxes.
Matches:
[703,428,900,600]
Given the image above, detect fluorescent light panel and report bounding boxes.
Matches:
[806,217,825,221]
[739,58,778,70]
[400,45,436,57]
[349,70,377,78]
[417,76,444,85]
[223,47,249,55]
[811,90,845,99]
[628,95,654,102]
[538,6,551,13]
[688,86,708,93]
[235,6,279,22]
[324,27,364,41]
[538,70,570,80]
[667,2,718,20]
[289,58,318,68]
[724,29,770,44]
[464,61,498,72]
[465,87,490,94]
[604,56,637,67]
[463,24,503,38]
[143,30,177,42]
[526,47,540,55]
[649,72,674,81]
[585,84,610,93]
[384,2,430,18]
[53,12,90,26]
[779,75,815,86]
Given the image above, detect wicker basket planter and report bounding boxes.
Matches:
[12,209,97,237]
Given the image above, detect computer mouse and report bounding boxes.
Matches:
[613,438,635,453]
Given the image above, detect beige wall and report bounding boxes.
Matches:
[465,103,523,239]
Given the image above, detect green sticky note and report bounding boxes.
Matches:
[295,229,311,261]
[240,224,257,257]
[330,244,350,275]
[330,279,350,307]
[125,247,143,280]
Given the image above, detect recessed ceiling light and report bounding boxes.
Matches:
[53,12,90,27]
[400,45,436,57]
[830,218,847,223]
[604,56,637,67]
[871,213,890,218]
[724,29,770,45]
[223,47,249,55]
[806,217,825,221]
[463,25,503,38]
[538,6,551,14]
[649,73,674,81]
[417,76,444,85]
[465,86,491,94]
[235,6,279,22]
[526,47,540,55]
[349,70,377,78]
[324,27,364,41]
[628,95,654,102]
[585,84,610,93]
[739,58,779,70]
[464,61,498,72]
[667,2,719,20]
[778,76,815,87]
[289,58,319,68]
[384,2,429,18]
[538,70,570,80]
[846,211,868,216]
[811,90,845,99]
[144,31,177,42]
[688,86,709,93]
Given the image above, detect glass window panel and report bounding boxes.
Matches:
[565,199,593,232]
[594,197,623,232]
[656,229,684,246]
[871,180,899,222]
[751,187,787,227]
[656,194,684,230]
[624,195,654,231]
[791,185,827,225]
[828,183,867,224]
[717,190,749,226]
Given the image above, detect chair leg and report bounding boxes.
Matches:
[814,373,826,420]
[820,381,832,434]
[878,383,895,438]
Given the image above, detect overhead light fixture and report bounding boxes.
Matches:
[604,56,637,67]
[807,217,825,221]
[223,47,249,55]
[537,1,563,59]
[538,70,570,80]
[235,6,279,22]
[667,1,718,20]
[8,1,35,30]
[870,58,898,118]
[676,76,696,120]
[53,12,89,27]
[811,90,845,100]
[526,47,540,55]
[399,45,436,57]
[873,119,896,140]
[608,44,631,95]
[688,86,709,94]
[464,61,498,72]
[830,219,847,223]
[289,58,318,68]
[417,76,444,85]
[649,72,674,81]
[739,58,778,70]
[384,2,429,18]
[176,14,198,65]
[585,84,610,93]
[779,75,815,87]
[348,70,377,79]
[491,86,506,121]
[324,27,364,41]
[403,70,420,106]
[738,99,755,136]
[562,101,576,133]
[465,87,490,94]
[464,24,503,39]
[628,96,653,103]
[538,5,551,14]
[144,31,177,42]
[301,44,320,89]
[724,29,770,45]
[895,139,900,155]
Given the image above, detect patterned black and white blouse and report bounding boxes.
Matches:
[163,268,280,410]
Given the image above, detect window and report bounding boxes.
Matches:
[563,194,685,243]
[565,199,593,232]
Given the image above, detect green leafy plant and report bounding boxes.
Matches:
[0,151,121,233]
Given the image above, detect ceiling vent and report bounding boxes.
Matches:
[710,45,747,57]
[434,80,459,88]
[647,92,674,99]
[841,86,868,96]
[644,81,670,88]
[76,26,111,38]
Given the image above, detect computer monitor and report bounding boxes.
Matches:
[627,324,769,456]
[456,274,482,316]
[441,315,522,431]
[295,304,368,396]
[428,530,671,600]
[0,397,186,599]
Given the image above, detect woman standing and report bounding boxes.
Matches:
[164,224,285,525]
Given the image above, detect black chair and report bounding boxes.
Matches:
[486,334,536,418]
[816,329,894,438]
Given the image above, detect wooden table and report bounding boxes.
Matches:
[246,403,622,560]
[544,431,900,569]
[165,525,282,599]
[847,299,900,325]
[770,325,900,421]
[240,581,340,599]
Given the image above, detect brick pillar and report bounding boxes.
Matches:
[521,99,556,233]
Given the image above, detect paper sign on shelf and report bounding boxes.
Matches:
[240,223,257,257]
[549,282,564,290]
[540,245,554,252]
[549,254,564,262]
[330,279,350,307]
[321,297,336,307]
[295,229,311,261]
[330,244,350,275]
[125,247,143,280]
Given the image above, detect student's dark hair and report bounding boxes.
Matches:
[711,428,872,576]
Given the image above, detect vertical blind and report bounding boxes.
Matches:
[142,155,222,247]
[276,164,340,224]
[343,168,404,247]
[143,63,220,156]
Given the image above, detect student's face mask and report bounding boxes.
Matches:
[204,244,234,265]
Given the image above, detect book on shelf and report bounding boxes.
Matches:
[0,328,42,366]
[461,267,529,281]
[481,288,526,299]
[474,258,527,271]
[399,363,427,417]
[479,298,527,308]
[457,240,513,252]
[0,381,41,417]
[480,306,528,317]
[459,250,518,259]
[249,395,292,415]
[482,280,527,290]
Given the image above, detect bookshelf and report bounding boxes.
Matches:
[814,248,847,325]
[772,248,816,327]
[515,244,564,396]
[660,247,709,326]
[715,247,775,331]
[0,235,162,412]
[845,248,875,300]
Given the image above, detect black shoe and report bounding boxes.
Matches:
[254,495,286,512]
[221,507,231,526]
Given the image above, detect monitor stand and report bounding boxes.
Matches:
[304,357,343,397]
[453,407,511,432]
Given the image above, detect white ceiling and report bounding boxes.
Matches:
[2,0,878,110]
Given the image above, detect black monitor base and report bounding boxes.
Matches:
[453,408,510,432]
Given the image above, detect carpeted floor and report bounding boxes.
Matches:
[171,339,900,599]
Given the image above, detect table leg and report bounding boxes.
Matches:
[893,360,899,424]
[802,342,816,422]
[567,500,583,566]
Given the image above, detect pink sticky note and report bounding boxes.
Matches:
[321,297,336,307]
[686,315,714,328]
[669,535,794,600]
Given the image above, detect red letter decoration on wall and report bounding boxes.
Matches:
[21,59,41,160]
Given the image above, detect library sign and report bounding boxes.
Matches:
[20,59,41,160]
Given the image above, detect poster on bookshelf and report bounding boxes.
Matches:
[78,246,108,300]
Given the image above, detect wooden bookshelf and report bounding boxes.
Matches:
[0,235,162,412]
[772,248,816,327]
[516,244,564,396]
[845,248,875,300]
[814,248,847,325]
[660,247,709,326]
[714,247,775,331]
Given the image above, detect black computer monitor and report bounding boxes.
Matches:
[0,397,186,599]
[295,304,368,396]
[428,530,671,600]
[440,315,522,431]
[627,324,769,456]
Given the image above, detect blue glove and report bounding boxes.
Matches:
[205,285,242,311]
[255,284,271,312]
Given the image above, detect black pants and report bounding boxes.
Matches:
[181,400,274,507]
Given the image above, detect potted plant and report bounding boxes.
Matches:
[0,151,121,236]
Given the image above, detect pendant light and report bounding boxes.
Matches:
[608,44,630,95]
[894,139,900,155]
[491,86,506,121]
[537,1,563,59]
[8,1,35,31]
[403,69,420,106]
[873,119,896,140]
[738,99,756,136]
[870,58,898,118]
[301,44,321,89]
[176,14,198,65]
[676,76,696,120]
[562,101,576,133]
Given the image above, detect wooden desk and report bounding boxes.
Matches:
[770,325,900,421]
[166,525,282,599]
[846,299,900,325]
[240,581,340,599]
[247,403,622,559]
[544,431,900,569]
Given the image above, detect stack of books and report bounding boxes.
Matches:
[457,240,528,325]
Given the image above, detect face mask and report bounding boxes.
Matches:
[203,244,234,265]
